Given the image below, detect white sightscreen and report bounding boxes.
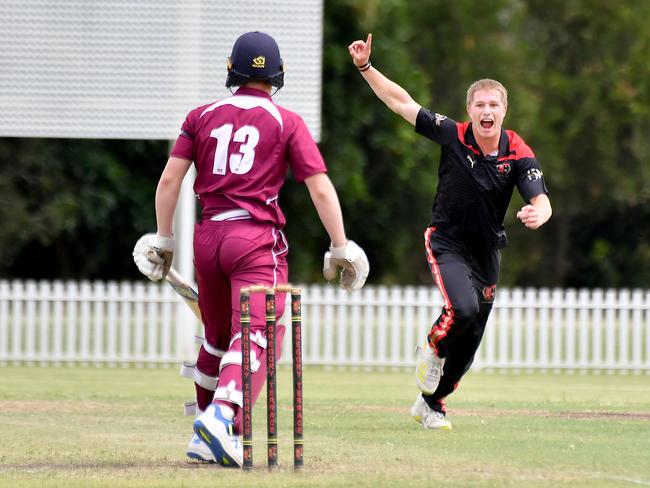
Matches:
[0,0,323,140]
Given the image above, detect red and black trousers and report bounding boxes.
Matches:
[423,226,500,412]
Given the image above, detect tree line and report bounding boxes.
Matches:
[1,0,648,287]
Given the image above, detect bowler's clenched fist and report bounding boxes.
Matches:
[517,205,542,229]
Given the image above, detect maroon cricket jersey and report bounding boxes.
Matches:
[171,87,327,228]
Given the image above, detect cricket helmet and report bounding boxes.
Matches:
[226,31,285,89]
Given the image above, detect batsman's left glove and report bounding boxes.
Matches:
[323,240,369,291]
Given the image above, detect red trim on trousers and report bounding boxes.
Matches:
[424,227,455,354]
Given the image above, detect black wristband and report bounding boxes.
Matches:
[357,61,371,72]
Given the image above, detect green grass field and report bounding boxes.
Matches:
[0,365,649,487]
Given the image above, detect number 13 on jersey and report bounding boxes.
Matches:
[211,124,260,175]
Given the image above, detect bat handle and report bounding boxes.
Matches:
[146,249,164,262]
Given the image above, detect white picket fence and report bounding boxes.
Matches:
[1,280,649,373]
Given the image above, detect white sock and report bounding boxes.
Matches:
[217,403,235,421]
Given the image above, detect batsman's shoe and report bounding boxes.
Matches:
[186,433,216,463]
[193,404,243,467]
[415,342,445,394]
[411,394,452,431]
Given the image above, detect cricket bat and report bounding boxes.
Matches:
[165,267,202,322]
[147,249,202,321]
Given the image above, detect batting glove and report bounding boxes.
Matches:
[323,240,369,291]
[133,233,175,282]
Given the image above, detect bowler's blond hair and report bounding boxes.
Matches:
[466,79,508,107]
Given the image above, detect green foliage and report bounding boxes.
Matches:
[502,0,650,285]
[2,0,650,286]
[0,138,166,279]
[284,0,438,283]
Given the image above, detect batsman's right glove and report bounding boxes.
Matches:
[132,233,175,282]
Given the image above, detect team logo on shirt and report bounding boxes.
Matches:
[496,162,511,175]
[252,56,266,68]
[434,113,447,127]
[482,285,497,303]
[526,169,543,181]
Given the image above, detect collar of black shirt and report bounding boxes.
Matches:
[464,123,509,158]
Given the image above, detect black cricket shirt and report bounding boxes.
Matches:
[415,107,549,253]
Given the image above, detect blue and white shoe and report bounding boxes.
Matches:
[186,432,216,463]
[193,404,243,467]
